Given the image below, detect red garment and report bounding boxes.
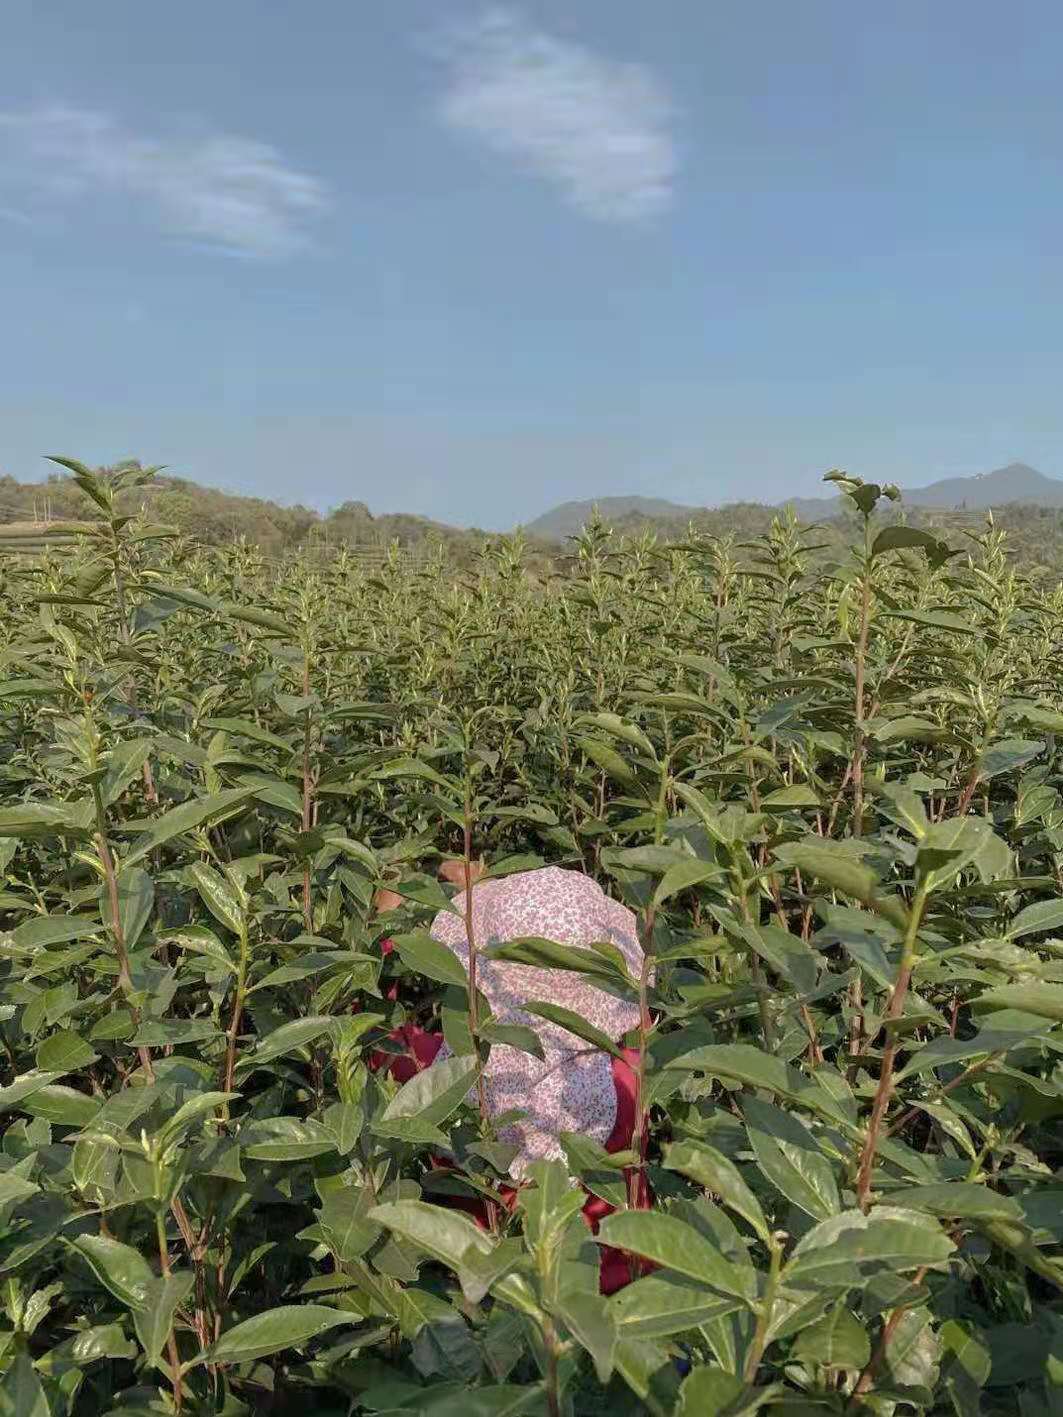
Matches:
[367,938,652,1293]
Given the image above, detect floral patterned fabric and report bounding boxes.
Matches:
[429,865,647,1179]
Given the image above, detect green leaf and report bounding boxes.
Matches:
[760,784,821,809]
[35,1029,97,1073]
[394,874,460,914]
[317,1187,380,1262]
[156,1090,237,1146]
[974,982,1063,1022]
[322,1100,365,1156]
[10,915,102,950]
[597,1212,751,1302]
[940,1319,991,1416]
[891,1182,1024,1224]
[201,717,293,752]
[742,1096,840,1221]
[578,712,658,759]
[485,935,630,984]
[239,773,304,815]
[130,1019,221,1046]
[378,1053,479,1128]
[0,1354,49,1417]
[236,1016,339,1072]
[773,842,880,909]
[560,1133,628,1208]
[735,922,818,994]
[208,1304,353,1364]
[609,1273,738,1339]
[123,788,253,865]
[979,738,1045,782]
[897,1025,1041,1078]
[0,1070,67,1114]
[372,757,456,793]
[100,866,154,950]
[404,1387,545,1417]
[916,818,1000,891]
[784,1207,955,1290]
[652,859,722,909]
[394,931,469,987]
[368,1200,496,1271]
[133,1272,195,1367]
[576,736,639,786]
[792,1303,870,1369]
[871,526,943,558]
[557,1290,617,1383]
[522,1001,623,1058]
[186,861,244,935]
[221,602,292,636]
[162,924,233,970]
[19,1084,98,1125]
[240,1117,338,1161]
[665,1044,846,1126]
[663,1139,769,1242]
[518,1159,586,1249]
[250,950,368,993]
[99,739,154,809]
[480,1018,545,1061]
[0,803,85,840]
[1007,898,1063,939]
[70,1234,155,1308]
[675,1367,754,1417]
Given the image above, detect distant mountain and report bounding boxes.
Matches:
[526,463,1063,541]
[778,462,1063,523]
[905,462,1063,508]
[522,496,694,540]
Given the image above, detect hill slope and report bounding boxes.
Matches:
[0,469,476,559]
[906,461,1063,508]
[522,495,694,540]
[530,463,1063,536]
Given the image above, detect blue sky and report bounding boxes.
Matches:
[2,1,1061,528]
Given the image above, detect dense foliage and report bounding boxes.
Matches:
[2,460,1063,1414]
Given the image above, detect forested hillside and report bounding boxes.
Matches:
[7,462,1063,577]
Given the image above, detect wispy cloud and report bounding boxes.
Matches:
[436,8,676,223]
[0,106,327,256]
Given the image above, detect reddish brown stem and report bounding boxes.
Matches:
[851,1265,929,1400]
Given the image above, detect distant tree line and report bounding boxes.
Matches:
[4,464,1063,576]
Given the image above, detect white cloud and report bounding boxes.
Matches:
[436,8,676,223]
[0,106,327,256]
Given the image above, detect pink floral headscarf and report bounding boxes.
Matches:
[430,865,646,1180]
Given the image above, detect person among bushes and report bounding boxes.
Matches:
[370,861,652,1292]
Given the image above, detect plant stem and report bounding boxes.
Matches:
[222,921,250,1098]
[851,519,873,837]
[743,1231,784,1383]
[93,785,154,1081]
[109,524,159,806]
[629,759,669,1207]
[156,1210,184,1413]
[543,1317,561,1417]
[855,883,929,1210]
[463,782,489,1123]
[738,884,777,1052]
[885,1052,1002,1139]
[301,653,314,932]
[850,1266,928,1401]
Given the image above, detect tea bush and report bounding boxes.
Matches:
[1,460,1063,1415]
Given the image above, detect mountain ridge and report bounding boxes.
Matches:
[523,462,1063,538]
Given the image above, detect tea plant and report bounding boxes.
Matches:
[0,461,1062,1414]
